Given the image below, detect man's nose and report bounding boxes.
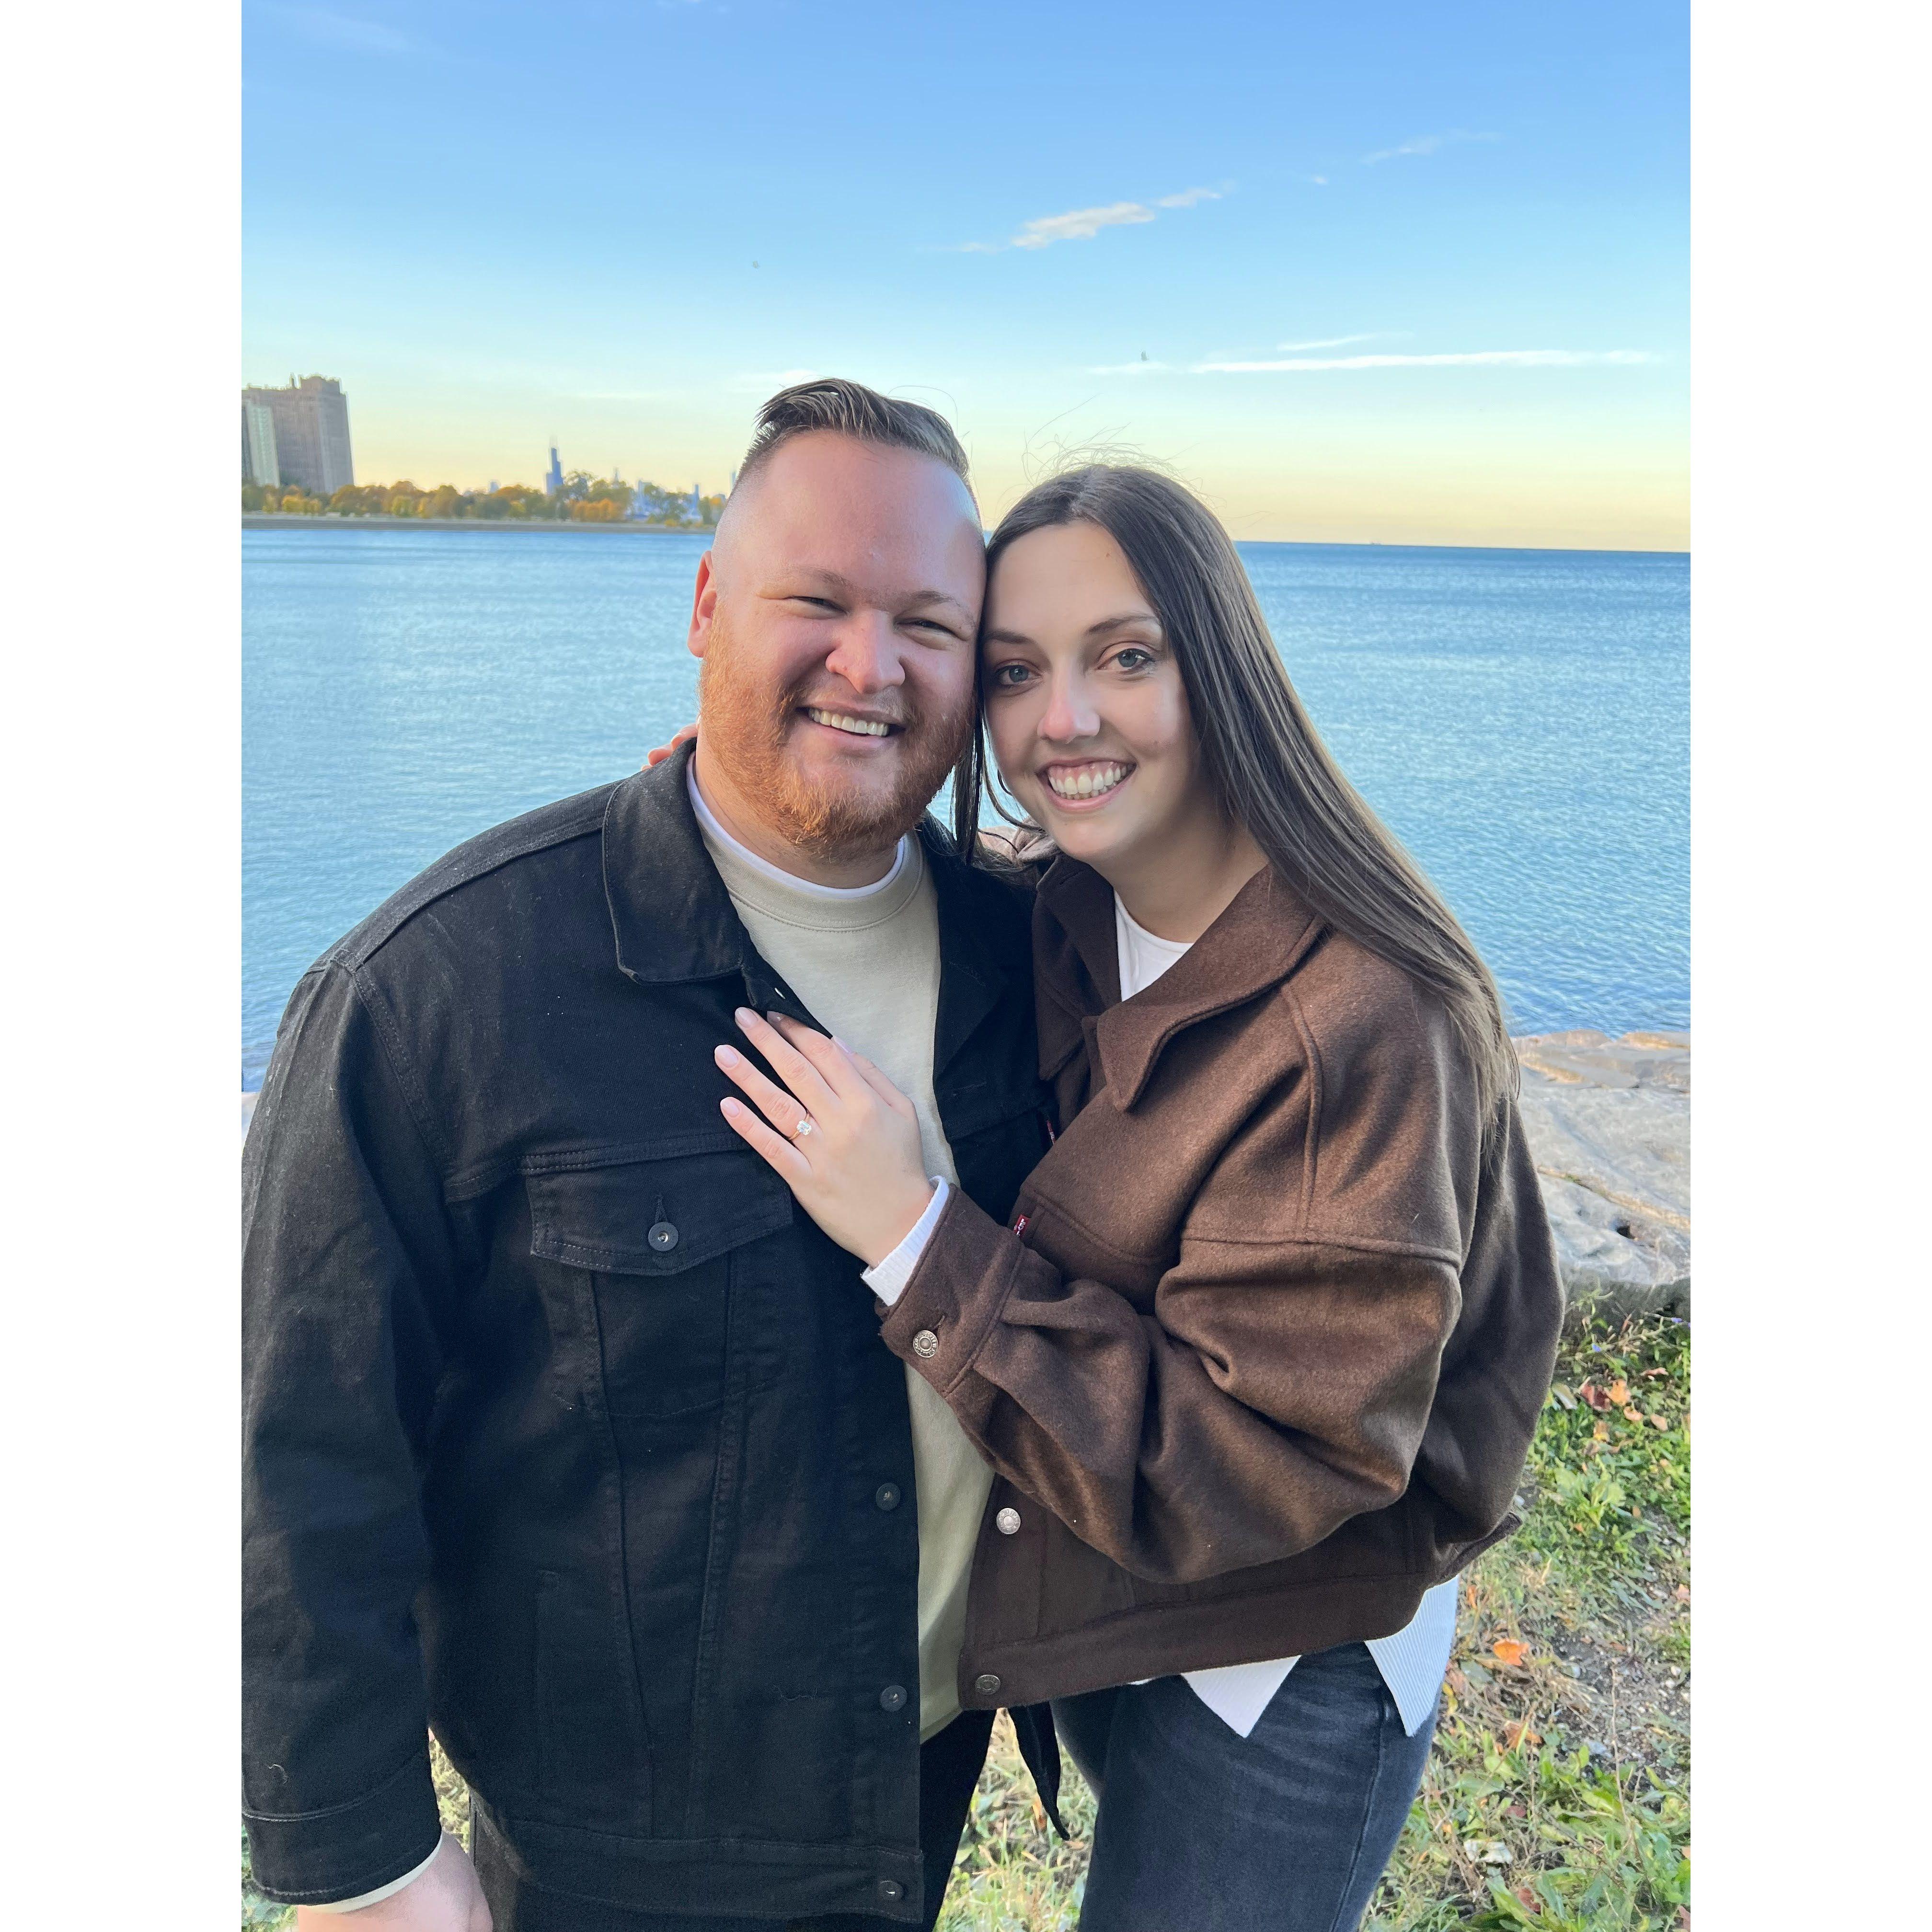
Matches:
[821,613,907,696]
[1038,674,1101,744]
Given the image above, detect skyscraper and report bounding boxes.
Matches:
[241,376,354,494]
[546,443,564,495]
[242,402,280,489]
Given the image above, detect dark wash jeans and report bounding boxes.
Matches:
[472,1709,997,1932]
[1053,1643,1437,1932]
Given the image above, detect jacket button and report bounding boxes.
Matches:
[647,1221,679,1253]
[996,1506,1021,1535]
[911,1329,940,1359]
[973,1673,1001,1698]
[877,1879,905,1904]
[874,1482,903,1512]
[879,1683,908,1713]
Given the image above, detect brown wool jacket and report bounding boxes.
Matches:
[879,856,1565,1712]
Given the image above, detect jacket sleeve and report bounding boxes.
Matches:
[242,962,455,1903]
[879,1022,1548,1586]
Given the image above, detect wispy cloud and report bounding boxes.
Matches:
[951,186,1226,254]
[1193,349,1657,373]
[271,6,414,54]
[1085,360,1176,376]
[1015,201,1158,249]
[1362,130,1499,165]
[1275,333,1395,352]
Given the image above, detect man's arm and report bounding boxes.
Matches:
[242,962,457,1906]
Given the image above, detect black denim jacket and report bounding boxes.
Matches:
[242,748,1051,1922]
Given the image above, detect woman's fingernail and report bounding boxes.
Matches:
[721,1098,741,1116]
[716,1045,740,1066]
[734,1007,754,1026]
[832,1035,850,1051]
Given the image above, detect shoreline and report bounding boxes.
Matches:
[243,514,716,533]
[240,517,1688,557]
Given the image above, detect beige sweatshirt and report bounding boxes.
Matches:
[690,771,994,1742]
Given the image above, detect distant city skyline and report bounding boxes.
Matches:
[242,1,1688,550]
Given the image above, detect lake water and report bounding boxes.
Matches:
[242,526,1689,1088]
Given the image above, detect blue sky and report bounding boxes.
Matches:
[243,0,1688,547]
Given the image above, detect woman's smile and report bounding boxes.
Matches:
[1040,758,1135,806]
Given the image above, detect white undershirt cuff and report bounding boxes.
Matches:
[862,1179,951,1305]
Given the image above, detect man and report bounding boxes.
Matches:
[243,381,1053,1931]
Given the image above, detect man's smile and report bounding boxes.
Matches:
[802,706,900,739]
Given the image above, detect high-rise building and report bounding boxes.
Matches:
[242,402,280,488]
[241,376,355,494]
[545,443,565,495]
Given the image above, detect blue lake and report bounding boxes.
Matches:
[243,526,1688,1088]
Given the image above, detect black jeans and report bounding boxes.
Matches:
[472,1708,996,1932]
[1053,1644,1437,1932]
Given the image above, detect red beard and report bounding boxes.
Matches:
[697,614,972,859]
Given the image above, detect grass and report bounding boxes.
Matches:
[243,1315,1689,1930]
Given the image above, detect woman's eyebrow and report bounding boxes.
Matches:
[1084,612,1161,639]
[980,626,1036,648]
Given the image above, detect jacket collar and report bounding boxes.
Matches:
[602,743,753,987]
[1034,856,1324,1110]
[601,744,1013,1079]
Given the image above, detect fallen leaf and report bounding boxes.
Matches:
[1642,1367,1668,1379]
[1503,1720,1542,1749]
[1652,1413,1671,1430]
[1674,1584,1690,1601]
[1492,1639,1529,1667]
[1516,1885,1543,1912]
[1463,1839,1512,1865]
[1548,1382,1578,1411]
[1592,1420,1610,1442]
[1606,1380,1631,1407]
[1578,1381,1612,1411]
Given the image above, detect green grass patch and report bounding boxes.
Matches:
[243,1316,1689,1930]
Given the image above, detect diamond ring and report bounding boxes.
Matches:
[793,1116,816,1140]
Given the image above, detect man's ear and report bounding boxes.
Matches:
[687,552,718,660]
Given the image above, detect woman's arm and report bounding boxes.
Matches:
[718,1011,1559,1588]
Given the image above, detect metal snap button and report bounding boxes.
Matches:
[874,1483,903,1512]
[911,1329,939,1359]
[995,1506,1021,1536]
[876,1878,905,1904]
[879,1683,908,1713]
[647,1221,679,1253]
[973,1673,1001,1697]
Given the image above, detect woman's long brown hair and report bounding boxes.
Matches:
[953,463,1518,1124]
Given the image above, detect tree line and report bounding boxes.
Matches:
[243,471,724,527]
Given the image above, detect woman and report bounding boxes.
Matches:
[713,466,1564,1931]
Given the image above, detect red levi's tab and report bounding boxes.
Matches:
[1012,1214,1030,1238]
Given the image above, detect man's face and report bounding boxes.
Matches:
[689,433,985,860]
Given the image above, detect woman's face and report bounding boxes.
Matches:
[981,520,1215,877]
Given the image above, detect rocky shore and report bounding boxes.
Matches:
[241,1029,1690,1324]
[1514,1029,1690,1323]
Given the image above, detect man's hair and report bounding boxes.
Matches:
[737,379,972,493]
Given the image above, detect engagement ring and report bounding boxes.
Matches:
[793,1117,815,1140]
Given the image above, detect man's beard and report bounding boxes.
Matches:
[698,620,972,860]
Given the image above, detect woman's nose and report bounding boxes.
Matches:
[1038,677,1100,743]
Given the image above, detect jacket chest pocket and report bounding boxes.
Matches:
[525,1146,794,1422]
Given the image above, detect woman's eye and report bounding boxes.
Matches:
[1113,646,1154,671]
[989,663,1033,689]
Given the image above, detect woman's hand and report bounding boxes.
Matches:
[715,1011,934,1267]
[644,722,698,768]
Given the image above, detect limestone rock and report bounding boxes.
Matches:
[1514,1030,1689,1324]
